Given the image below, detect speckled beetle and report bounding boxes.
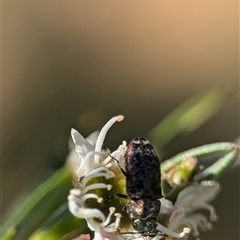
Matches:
[121,137,163,237]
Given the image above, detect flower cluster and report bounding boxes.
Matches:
[67,115,222,240]
[160,181,220,238]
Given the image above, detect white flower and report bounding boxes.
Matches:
[67,115,189,240]
[68,115,126,240]
[161,181,221,238]
[66,130,100,174]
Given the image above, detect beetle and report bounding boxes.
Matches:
[118,137,163,237]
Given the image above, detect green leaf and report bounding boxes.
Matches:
[161,142,235,173]
[194,146,239,181]
[149,88,228,149]
[1,167,73,240]
[28,203,88,240]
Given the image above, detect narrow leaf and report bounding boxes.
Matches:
[149,88,228,149]
[2,167,73,240]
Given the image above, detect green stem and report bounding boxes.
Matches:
[161,142,236,172]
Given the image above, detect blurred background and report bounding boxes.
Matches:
[2,1,239,239]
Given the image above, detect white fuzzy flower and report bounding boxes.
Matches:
[68,115,126,240]
[67,115,189,240]
[161,181,221,238]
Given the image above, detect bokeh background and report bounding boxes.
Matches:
[2,1,239,239]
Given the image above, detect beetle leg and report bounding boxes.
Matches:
[109,154,126,176]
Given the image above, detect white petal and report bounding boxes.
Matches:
[100,207,116,227]
[83,183,112,194]
[94,115,124,163]
[71,128,94,157]
[68,200,105,221]
[168,208,185,230]
[194,181,221,204]
[86,130,100,147]
[175,184,198,208]
[66,148,82,173]
[160,198,174,215]
[178,213,211,236]
[175,181,221,209]
[156,222,190,238]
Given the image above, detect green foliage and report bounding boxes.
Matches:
[149,88,228,149]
